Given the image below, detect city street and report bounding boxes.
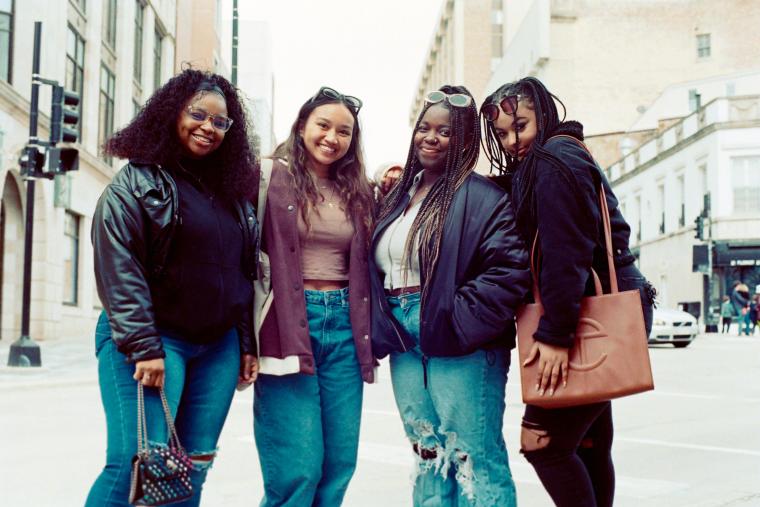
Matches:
[1,333,759,506]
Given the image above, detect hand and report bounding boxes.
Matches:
[379,168,402,195]
[523,341,569,396]
[134,358,165,388]
[238,354,259,385]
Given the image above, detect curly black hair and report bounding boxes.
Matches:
[105,68,258,203]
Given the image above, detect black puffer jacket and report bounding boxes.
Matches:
[92,162,259,363]
[370,173,530,358]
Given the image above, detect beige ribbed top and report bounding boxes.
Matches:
[297,179,354,280]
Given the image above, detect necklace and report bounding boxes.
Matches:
[318,179,338,208]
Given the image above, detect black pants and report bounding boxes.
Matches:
[522,401,614,507]
[722,317,732,333]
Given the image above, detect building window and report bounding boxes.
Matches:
[0,0,12,83]
[133,98,141,118]
[696,33,710,58]
[677,174,685,227]
[72,0,86,12]
[731,156,760,213]
[133,1,143,83]
[689,89,701,112]
[657,183,665,234]
[63,211,80,305]
[490,0,503,68]
[66,25,85,137]
[635,194,642,242]
[99,64,115,160]
[153,28,163,91]
[103,0,117,48]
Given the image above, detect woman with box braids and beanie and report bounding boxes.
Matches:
[481,76,655,507]
[369,85,530,506]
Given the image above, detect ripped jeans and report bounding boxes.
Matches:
[85,312,240,507]
[387,292,517,507]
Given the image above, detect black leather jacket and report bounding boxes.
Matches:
[92,162,259,363]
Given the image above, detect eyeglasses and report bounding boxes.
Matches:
[424,90,473,108]
[480,95,522,122]
[311,86,363,113]
[185,107,234,132]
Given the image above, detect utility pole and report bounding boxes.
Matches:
[7,22,80,367]
[704,192,717,333]
[231,0,238,86]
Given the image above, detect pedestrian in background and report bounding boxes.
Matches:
[481,76,655,507]
[720,295,735,333]
[749,295,759,335]
[370,85,530,506]
[731,281,751,335]
[252,86,375,507]
[87,69,259,506]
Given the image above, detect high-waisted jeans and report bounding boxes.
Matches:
[254,287,364,507]
[85,312,240,507]
[387,291,517,507]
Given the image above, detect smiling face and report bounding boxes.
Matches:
[492,98,538,161]
[414,104,451,173]
[299,103,355,174]
[176,91,228,159]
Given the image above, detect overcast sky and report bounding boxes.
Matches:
[223,0,444,174]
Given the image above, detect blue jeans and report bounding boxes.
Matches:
[254,287,364,507]
[86,312,240,507]
[387,292,517,507]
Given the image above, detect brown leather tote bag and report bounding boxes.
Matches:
[516,138,654,408]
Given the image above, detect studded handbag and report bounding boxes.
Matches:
[129,384,194,506]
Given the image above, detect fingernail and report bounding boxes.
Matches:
[539,389,545,396]
[535,384,540,392]
[548,389,554,396]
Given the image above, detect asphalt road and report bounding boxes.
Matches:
[1,332,759,506]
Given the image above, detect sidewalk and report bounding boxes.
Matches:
[0,337,96,390]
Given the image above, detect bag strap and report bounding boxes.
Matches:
[528,135,616,304]
[136,383,184,454]
[257,158,274,226]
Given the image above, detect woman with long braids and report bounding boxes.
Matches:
[481,76,655,507]
[369,85,530,506]
[87,69,259,506]
[252,86,375,506]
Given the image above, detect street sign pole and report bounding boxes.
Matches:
[8,21,43,367]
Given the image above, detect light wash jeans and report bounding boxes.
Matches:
[86,312,240,507]
[254,287,364,507]
[388,291,517,507]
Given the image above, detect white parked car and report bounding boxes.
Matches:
[648,307,698,348]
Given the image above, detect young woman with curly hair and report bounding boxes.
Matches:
[252,87,375,506]
[86,69,260,506]
[369,85,530,506]
[481,76,655,507]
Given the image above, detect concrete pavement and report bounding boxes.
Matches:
[1,333,759,506]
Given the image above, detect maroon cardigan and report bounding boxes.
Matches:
[257,161,375,383]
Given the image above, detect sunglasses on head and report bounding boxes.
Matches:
[185,107,234,132]
[480,94,523,122]
[311,86,363,113]
[424,90,473,108]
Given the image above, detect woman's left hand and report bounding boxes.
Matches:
[523,341,569,396]
[239,354,259,385]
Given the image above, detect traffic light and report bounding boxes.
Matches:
[47,146,79,174]
[18,146,45,177]
[694,215,704,240]
[49,85,80,144]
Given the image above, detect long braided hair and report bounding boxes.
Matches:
[377,85,480,302]
[480,77,581,239]
[272,93,374,235]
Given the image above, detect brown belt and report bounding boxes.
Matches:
[385,286,421,297]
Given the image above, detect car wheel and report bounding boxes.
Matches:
[673,342,691,348]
